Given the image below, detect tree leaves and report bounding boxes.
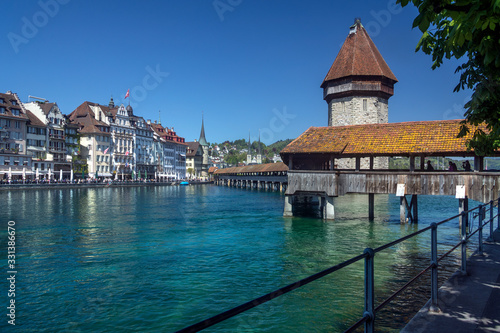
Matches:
[399,0,500,156]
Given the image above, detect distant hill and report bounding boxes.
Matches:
[268,139,294,154]
[212,138,294,165]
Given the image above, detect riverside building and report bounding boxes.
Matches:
[186,116,209,179]
[68,101,112,179]
[150,121,186,181]
[0,91,31,179]
[24,100,72,177]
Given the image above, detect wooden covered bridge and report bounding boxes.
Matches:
[213,162,288,191]
[280,119,500,222]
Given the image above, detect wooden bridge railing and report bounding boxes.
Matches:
[286,170,500,203]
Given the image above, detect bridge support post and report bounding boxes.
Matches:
[459,197,469,228]
[400,195,418,223]
[368,193,374,220]
[321,196,335,220]
[412,195,418,223]
[284,195,293,217]
[400,196,406,223]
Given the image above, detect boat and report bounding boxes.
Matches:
[179,181,189,185]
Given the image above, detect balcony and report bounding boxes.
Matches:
[49,146,66,153]
[49,133,66,140]
[0,148,20,154]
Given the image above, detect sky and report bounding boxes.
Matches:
[2,0,471,145]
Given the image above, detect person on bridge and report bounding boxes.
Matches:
[448,161,457,171]
[426,160,434,171]
[463,160,472,171]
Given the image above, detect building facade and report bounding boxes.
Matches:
[150,122,186,181]
[186,116,209,179]
[24,101,72,175]
[68,101,112,179]
[133,115,155,178]
[0,91,31,180]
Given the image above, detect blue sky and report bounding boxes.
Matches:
[2,0,471,145]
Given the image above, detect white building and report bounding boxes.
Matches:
[23,100,72,177]
[133,115,155,178]
[68,101,112,179]
[150,122,186,181]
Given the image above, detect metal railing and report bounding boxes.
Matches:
[175,197,500,333]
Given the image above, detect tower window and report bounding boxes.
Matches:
[363,99,367,111]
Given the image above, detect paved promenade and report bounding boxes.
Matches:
[402,230,500,332]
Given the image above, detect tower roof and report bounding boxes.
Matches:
[321,19,397,88]
[198,115,208,146]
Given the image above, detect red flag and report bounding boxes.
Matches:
[124,89,130,99]
[103,147,109,154]
[125,151,129,156]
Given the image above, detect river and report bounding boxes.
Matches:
[0,185,484,332]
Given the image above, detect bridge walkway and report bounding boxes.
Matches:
[402,230,500,332]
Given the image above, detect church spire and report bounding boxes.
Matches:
[198,112,208,146]
[108,95,115,108]
[256,129,262,164]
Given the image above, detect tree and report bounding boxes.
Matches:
[398,0,500,155]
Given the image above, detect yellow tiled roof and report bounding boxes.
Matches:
[281,120,486,156]
[214,162,288,175]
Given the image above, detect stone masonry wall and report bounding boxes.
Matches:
[328,96,388,127]
[329,96,389,170]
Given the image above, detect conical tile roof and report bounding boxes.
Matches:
[321,20,397,88]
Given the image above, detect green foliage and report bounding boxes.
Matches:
[216,138,293,165]
[398,0,500,155]
[267,139,293,154]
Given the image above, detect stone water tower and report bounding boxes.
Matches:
[321,18,398,169]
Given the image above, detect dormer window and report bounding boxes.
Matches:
[11,109,20,116]
[0,98,4,104]
[11,100,17,105]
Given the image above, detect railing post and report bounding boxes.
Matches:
[488,201,494,241]
[497,197,500,231]
[364,248,375,333]
[478,204,484,255]
[461,211,467,275]
[430,223,440,312]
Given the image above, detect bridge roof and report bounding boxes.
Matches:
[280,120,489,157]
[214,162,288,175]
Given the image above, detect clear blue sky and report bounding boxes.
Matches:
[2,0,471,145]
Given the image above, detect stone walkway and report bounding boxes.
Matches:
[402,230,500,332]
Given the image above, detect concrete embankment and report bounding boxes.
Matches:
[0,181,213,190]
[402,230,500,332]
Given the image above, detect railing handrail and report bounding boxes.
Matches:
[175,198,500,333]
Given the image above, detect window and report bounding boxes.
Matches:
[0,107,5,114]
[363,99,367,111]
[5,120,10,128]
[11,109,19,116]
[0,98,4,104]
[11,100,17,105]
[15,121,20,129]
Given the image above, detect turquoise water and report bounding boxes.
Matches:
[0,185,487,332]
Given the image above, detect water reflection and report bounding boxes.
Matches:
[0,186,479,333]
